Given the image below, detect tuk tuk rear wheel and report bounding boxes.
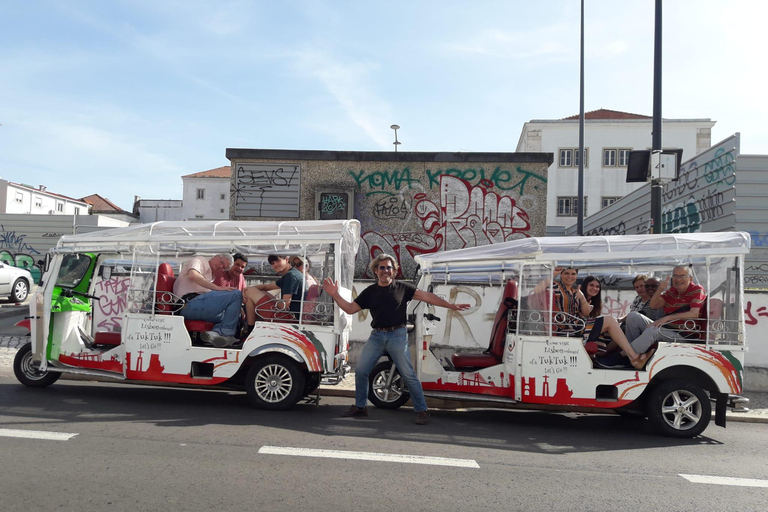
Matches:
[645,379,711,438]
[13,343,61,388]
[368,360,410,409]
[245,354,305,410]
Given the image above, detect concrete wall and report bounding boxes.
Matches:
[0,214,131,282]
[226,149,552,279]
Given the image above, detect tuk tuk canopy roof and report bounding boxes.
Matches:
[53,220,361,255]
[415,232,751,272]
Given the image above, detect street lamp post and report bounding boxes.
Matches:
[390,124,401,152]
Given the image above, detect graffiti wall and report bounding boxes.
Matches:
[226,150,552,279]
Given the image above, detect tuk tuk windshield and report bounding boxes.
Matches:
[55,254,92,288]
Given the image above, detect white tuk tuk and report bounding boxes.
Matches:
[14,220,360,410]
[368,232,751,437]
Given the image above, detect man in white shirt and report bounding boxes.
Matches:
[174,254,242,347]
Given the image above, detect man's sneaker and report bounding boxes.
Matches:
[210,335,239,348]
[415,411,430,425]
[342,405,368,417]
[200,331,218,344]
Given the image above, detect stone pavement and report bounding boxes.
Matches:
[1,335,766,424]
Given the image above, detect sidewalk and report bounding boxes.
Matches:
[1,335,766,424]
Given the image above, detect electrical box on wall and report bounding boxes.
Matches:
[315,189,355,220]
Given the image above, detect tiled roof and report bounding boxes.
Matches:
[80,194,127,213]
[10,182,88,204]
[182,166,231,179]
[562,108,652,120]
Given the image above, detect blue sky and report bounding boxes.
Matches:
[1,0,765,211]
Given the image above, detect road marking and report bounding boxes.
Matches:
[680,474,768,488]
[0,428,78,441]
[259,446,479,468]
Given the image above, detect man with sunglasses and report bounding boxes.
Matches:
[323,253,471,425]
[624,266,707,352]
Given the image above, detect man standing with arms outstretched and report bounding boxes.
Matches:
[323,253,470,425]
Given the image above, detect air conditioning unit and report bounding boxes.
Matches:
[48,210,55,214]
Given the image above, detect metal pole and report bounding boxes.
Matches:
[651,0,663,234]
[577,0,585,235]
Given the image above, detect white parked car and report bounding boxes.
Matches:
[0,262,33,302]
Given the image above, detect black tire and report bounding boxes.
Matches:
[10,279,29,303]
[645,379,711,438]
[368,360,410,409]
[245,354,305,410]
[13,343,61,388]
[304,373,321,395]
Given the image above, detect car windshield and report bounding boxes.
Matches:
[56,254,92,288]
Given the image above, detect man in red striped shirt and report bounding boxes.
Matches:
[628,265,706,352]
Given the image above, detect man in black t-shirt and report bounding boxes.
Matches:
[323,253,470,425]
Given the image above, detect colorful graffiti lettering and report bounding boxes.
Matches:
[0,224,40,255]
[357,175,533,277]
[319,194,348,215]
[703,148,736,186]
[350,168,419,196]
[745,300,768,326]
[373,195,409,220]
[93,276,130,331]
[0,250,42,282]
[426,166,546,195]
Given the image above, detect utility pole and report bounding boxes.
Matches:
[650,0,663,234]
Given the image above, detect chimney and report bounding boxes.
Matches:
[39,185,47,192]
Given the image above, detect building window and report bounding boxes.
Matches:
[56,202,64,212]
[558,148,589,168]
[196,188,205,200]
[603,149,617,167]
[618,149,631,167]
[220,209,224,214]
[557,196,587,217]
[195,215,204,219]
[601,197,620,208]
[74,207,80,215]
[15,192,23,203]
[34,196,42,208]
[603,148,632,167]
[220,193,226,200]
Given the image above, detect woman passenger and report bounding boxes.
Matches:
[579,276,654,370]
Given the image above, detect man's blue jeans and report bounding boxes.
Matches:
[354,327,428,412]
[179,290,242,336]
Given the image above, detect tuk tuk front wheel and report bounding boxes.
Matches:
[645,379,711,438]
[368,360,410,409]
[245,354,305,410]
[13,343,61,388]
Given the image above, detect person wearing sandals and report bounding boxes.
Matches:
[322,253,471,425]
[579,275,654,370]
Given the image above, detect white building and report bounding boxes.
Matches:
[0,180,91,216]
[181,166,230,220]
[134,198,184,223]
[515,109,715,234]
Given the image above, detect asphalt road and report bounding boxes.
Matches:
[1,377,767,512]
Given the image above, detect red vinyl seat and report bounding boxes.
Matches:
[452,280,518,369]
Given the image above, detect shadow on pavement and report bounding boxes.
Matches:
[0,378,724,454]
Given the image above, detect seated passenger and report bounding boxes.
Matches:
[213,252,247,293]
[626,265,707,353]
[174,254,242,347]
[622,277,666,341]
[290,256,319,293]
[242,254,304,331]
[533,266,591,333]
[579,275,654,370]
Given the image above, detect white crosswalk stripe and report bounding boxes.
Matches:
[0,428,78,441]
[259,446,479,468]
[680,474,768,488]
